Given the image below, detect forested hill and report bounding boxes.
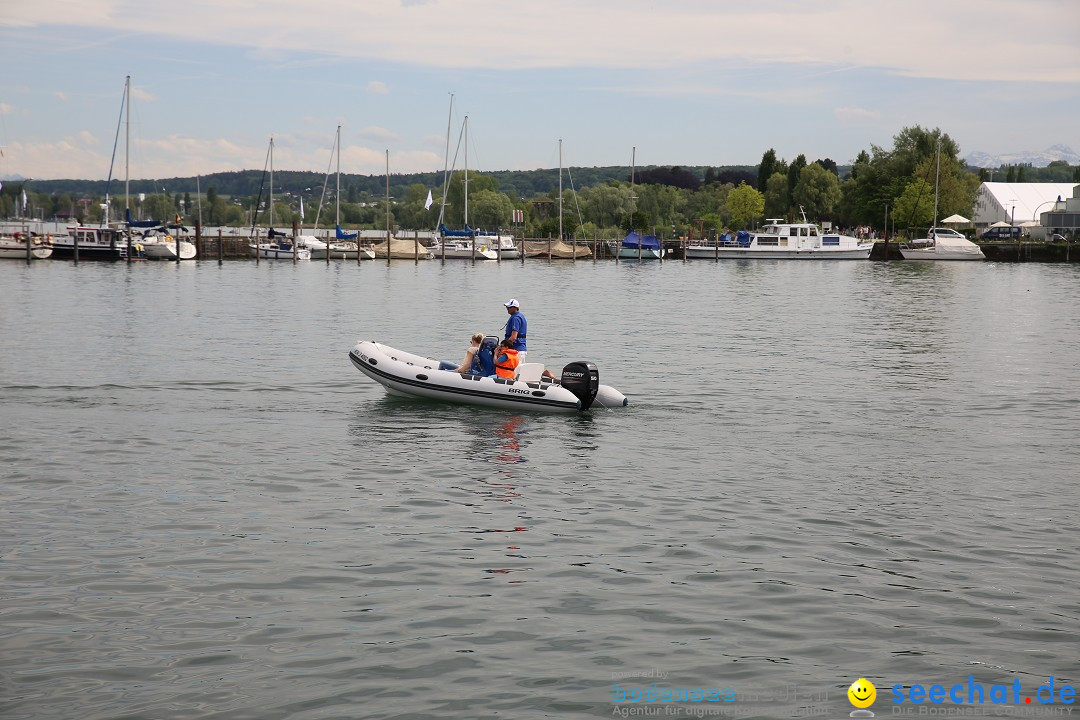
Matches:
[23,165,760,199]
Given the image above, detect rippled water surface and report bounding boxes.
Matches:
[2,258,1078,719]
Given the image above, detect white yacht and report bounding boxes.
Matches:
[140,229,197,260]
[898,139,984,261]
[249,235,312,260]
[685,216,872,260]
[476,233,519,259]
[900,227,985,261]
[295,235,376,261]
[429,239,498,260]
[0,233,53,260]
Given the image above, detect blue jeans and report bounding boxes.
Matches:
[438,360,457,371]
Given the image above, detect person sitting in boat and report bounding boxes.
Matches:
[492,339,521,379]
[439,332,485,373]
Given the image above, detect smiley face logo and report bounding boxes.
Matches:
[848,678,876,709]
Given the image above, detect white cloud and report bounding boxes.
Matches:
[834,106,882,123]
[53,92,67,101]
[131,87,154,102]
[359,126,401,144]
[0,102,12,115]
[365,81,389,95]
[9,0,1079,83]
[6,132,445,180]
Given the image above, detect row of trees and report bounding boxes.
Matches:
[7,126,1073,238]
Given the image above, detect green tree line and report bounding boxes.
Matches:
[7,126,1079,238]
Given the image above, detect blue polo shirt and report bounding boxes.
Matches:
[505,312,527,352]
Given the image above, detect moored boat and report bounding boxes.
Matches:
[481,233,520,259]
[430,238,498,260]
[899,227,985,261]
[0,233,53,260]
[140,230,197,260]
[348,340,628,412]
[51,226,140,260]
[617,231,664,259]
[685,216,872,259]
[898,141,984,261]
[249,238,312,260]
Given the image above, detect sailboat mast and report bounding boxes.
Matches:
[558,139,563,242]
[124,75,130,222]
[437,93,453,230]
[463,116,469,228]
[630,146,636,232]
[385,150,391,248]
[269,137,274,229]
[335,124,341,228]
[932,138,941,230]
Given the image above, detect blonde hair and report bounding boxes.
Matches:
[471,332,484,344]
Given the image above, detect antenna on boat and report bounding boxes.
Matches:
[798,205,808,223]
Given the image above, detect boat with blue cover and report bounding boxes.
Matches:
[617,231,664,259]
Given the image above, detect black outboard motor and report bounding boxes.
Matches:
[560,361,599,409]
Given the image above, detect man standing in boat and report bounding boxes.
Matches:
[503,298,527,361]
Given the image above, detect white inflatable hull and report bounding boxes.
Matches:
[348,341,627,412]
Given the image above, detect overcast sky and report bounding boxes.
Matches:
[1,0,1078,180]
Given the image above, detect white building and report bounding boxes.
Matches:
[1040,184,1080,239]
[975,182,1078,236]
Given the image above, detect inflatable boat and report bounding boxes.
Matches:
[348,340,628,412]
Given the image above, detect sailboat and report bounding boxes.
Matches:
[900,140,984,261]
[433,113,498,260]
[0,233,53,260]
[300,126,375,260]
[616,147,664,260]
[522,139,592,259]
[117,76,195,260]
[52,76,145,261]
[249,138,311,260]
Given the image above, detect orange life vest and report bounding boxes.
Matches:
[494,348,520,379]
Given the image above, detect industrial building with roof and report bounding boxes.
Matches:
[975,182,1079,238]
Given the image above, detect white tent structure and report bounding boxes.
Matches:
[975,183,1078,234]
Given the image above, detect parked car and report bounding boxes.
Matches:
[1050,233,1068,243]
[980,226,1022,241]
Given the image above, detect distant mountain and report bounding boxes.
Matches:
[1,173,28,181]
[965,144,1080,168]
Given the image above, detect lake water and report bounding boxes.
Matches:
[1,258,1078,720]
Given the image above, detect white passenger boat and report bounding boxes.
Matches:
[0,234,53,260]
[686,215,873,259]
[899,227,985,261]
[348,340,628,412]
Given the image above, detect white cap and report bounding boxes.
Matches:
[504,298,520,308]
